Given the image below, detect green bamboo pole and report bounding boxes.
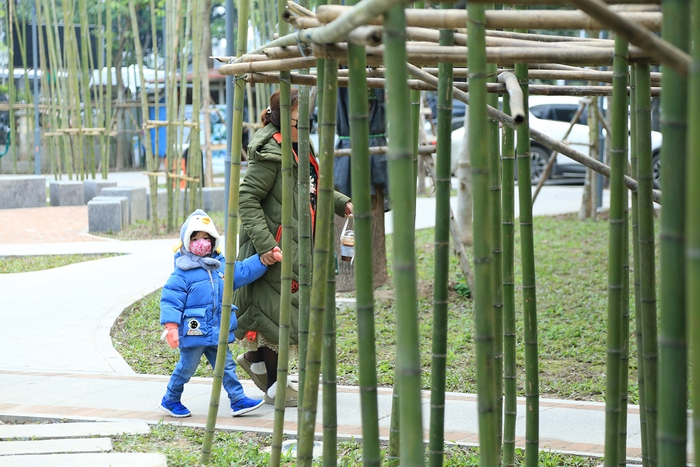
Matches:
[7,0,17,173]
[486,6,503,455]
[165,0,184,230]
[296,0,313,421]
[78,0,94,178]
[409,2,423,205]
[103,0,113,178]
[127,0,155,214]
[501,93,517,467]
[514,16,539,466]
[347,4,381,464]
[147,0,160,228]
[687,0,700,461]
[620,65,636,467]
[63,0,81,179]
[631,65,649,467]
[46,0,64,177]
[199,0,248,461]
[297,56,338,467]
[323,221,337,467]
[383,5,423,467]
[270,0,295,459]
[428,3,453,465]
[635,61,658,467]
[603,36,628,467]
[619,174,630,466]
[657,0,690,460]
[468,4,499,467]
[95,2,104,180]
[174,0,192,220]
[187,0,203,210]
[387,383,400,467]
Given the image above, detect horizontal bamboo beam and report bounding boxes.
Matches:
[315,6,662,31]
[245,71,661,96]
[569,0,689,76]
[334,145,436,157]
[331,66,662,85]
[469,0,660,3]
[406,62,662,204]
[310,42,654,66]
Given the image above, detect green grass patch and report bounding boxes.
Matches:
[113,213,659,403]
[111,423,599,466]
[0,253,120,274]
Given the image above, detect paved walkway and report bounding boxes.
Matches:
[0,173,685,463]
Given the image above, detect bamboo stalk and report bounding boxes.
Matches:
[486,6,504,456]
[346,2,381,463]
[316,5,662,30]
[104,0,113,179]
[497,72,525,124]
[126,0,156,224]
[383,5,424,467]
[323,219,337,467]
[568,0,689,76]
[636,62,658,467]
[200,0,247,461]
[501,92,517,467]
[603,36,628,467]
[656,0,690,458]
[271,0,295,462]
[296,0,313,425]
[468,4,499,466]
[428,4,452,465]
[297,57,339,467]
[630,64,649,467]
[687,0,700,461]
[514,11,539,465]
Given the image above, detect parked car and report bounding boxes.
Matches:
[449,95,663,187]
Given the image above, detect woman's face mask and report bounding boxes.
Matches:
[190,237,212,257]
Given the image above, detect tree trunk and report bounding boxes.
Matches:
[457,109,472,246]
[334,186,389,292]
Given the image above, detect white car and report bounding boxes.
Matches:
[449,95,663,187]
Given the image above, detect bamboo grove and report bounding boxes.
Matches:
[212,0,700,465]
[4,0,700,464]
[0,0,252,230]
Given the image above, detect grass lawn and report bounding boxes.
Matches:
[0,253,120,274]
[112,212,660,404]
[109,423,599,467]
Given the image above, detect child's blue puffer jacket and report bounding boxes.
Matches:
[160,253,267,348]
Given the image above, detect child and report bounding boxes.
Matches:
[159,209,281,418]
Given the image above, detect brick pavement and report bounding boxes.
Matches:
[0,206,107,245]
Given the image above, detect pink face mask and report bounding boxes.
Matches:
[190,238,212,257]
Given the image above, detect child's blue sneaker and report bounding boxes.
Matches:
[231,396,264,417]
[160,396,191,418]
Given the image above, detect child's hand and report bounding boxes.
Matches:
[260,247,283,266]
[164,323,179,349]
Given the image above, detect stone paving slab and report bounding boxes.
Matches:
[0,437,112,455]
[0,421,150,440]
[0,452,167,467]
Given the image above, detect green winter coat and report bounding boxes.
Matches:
[233,123,350,347]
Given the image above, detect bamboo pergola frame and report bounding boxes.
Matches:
[207,0,700,465]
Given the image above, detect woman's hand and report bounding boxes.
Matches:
[345,202,354,217]
[260,246,283,266]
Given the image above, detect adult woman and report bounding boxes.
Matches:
[233,89,352,407]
